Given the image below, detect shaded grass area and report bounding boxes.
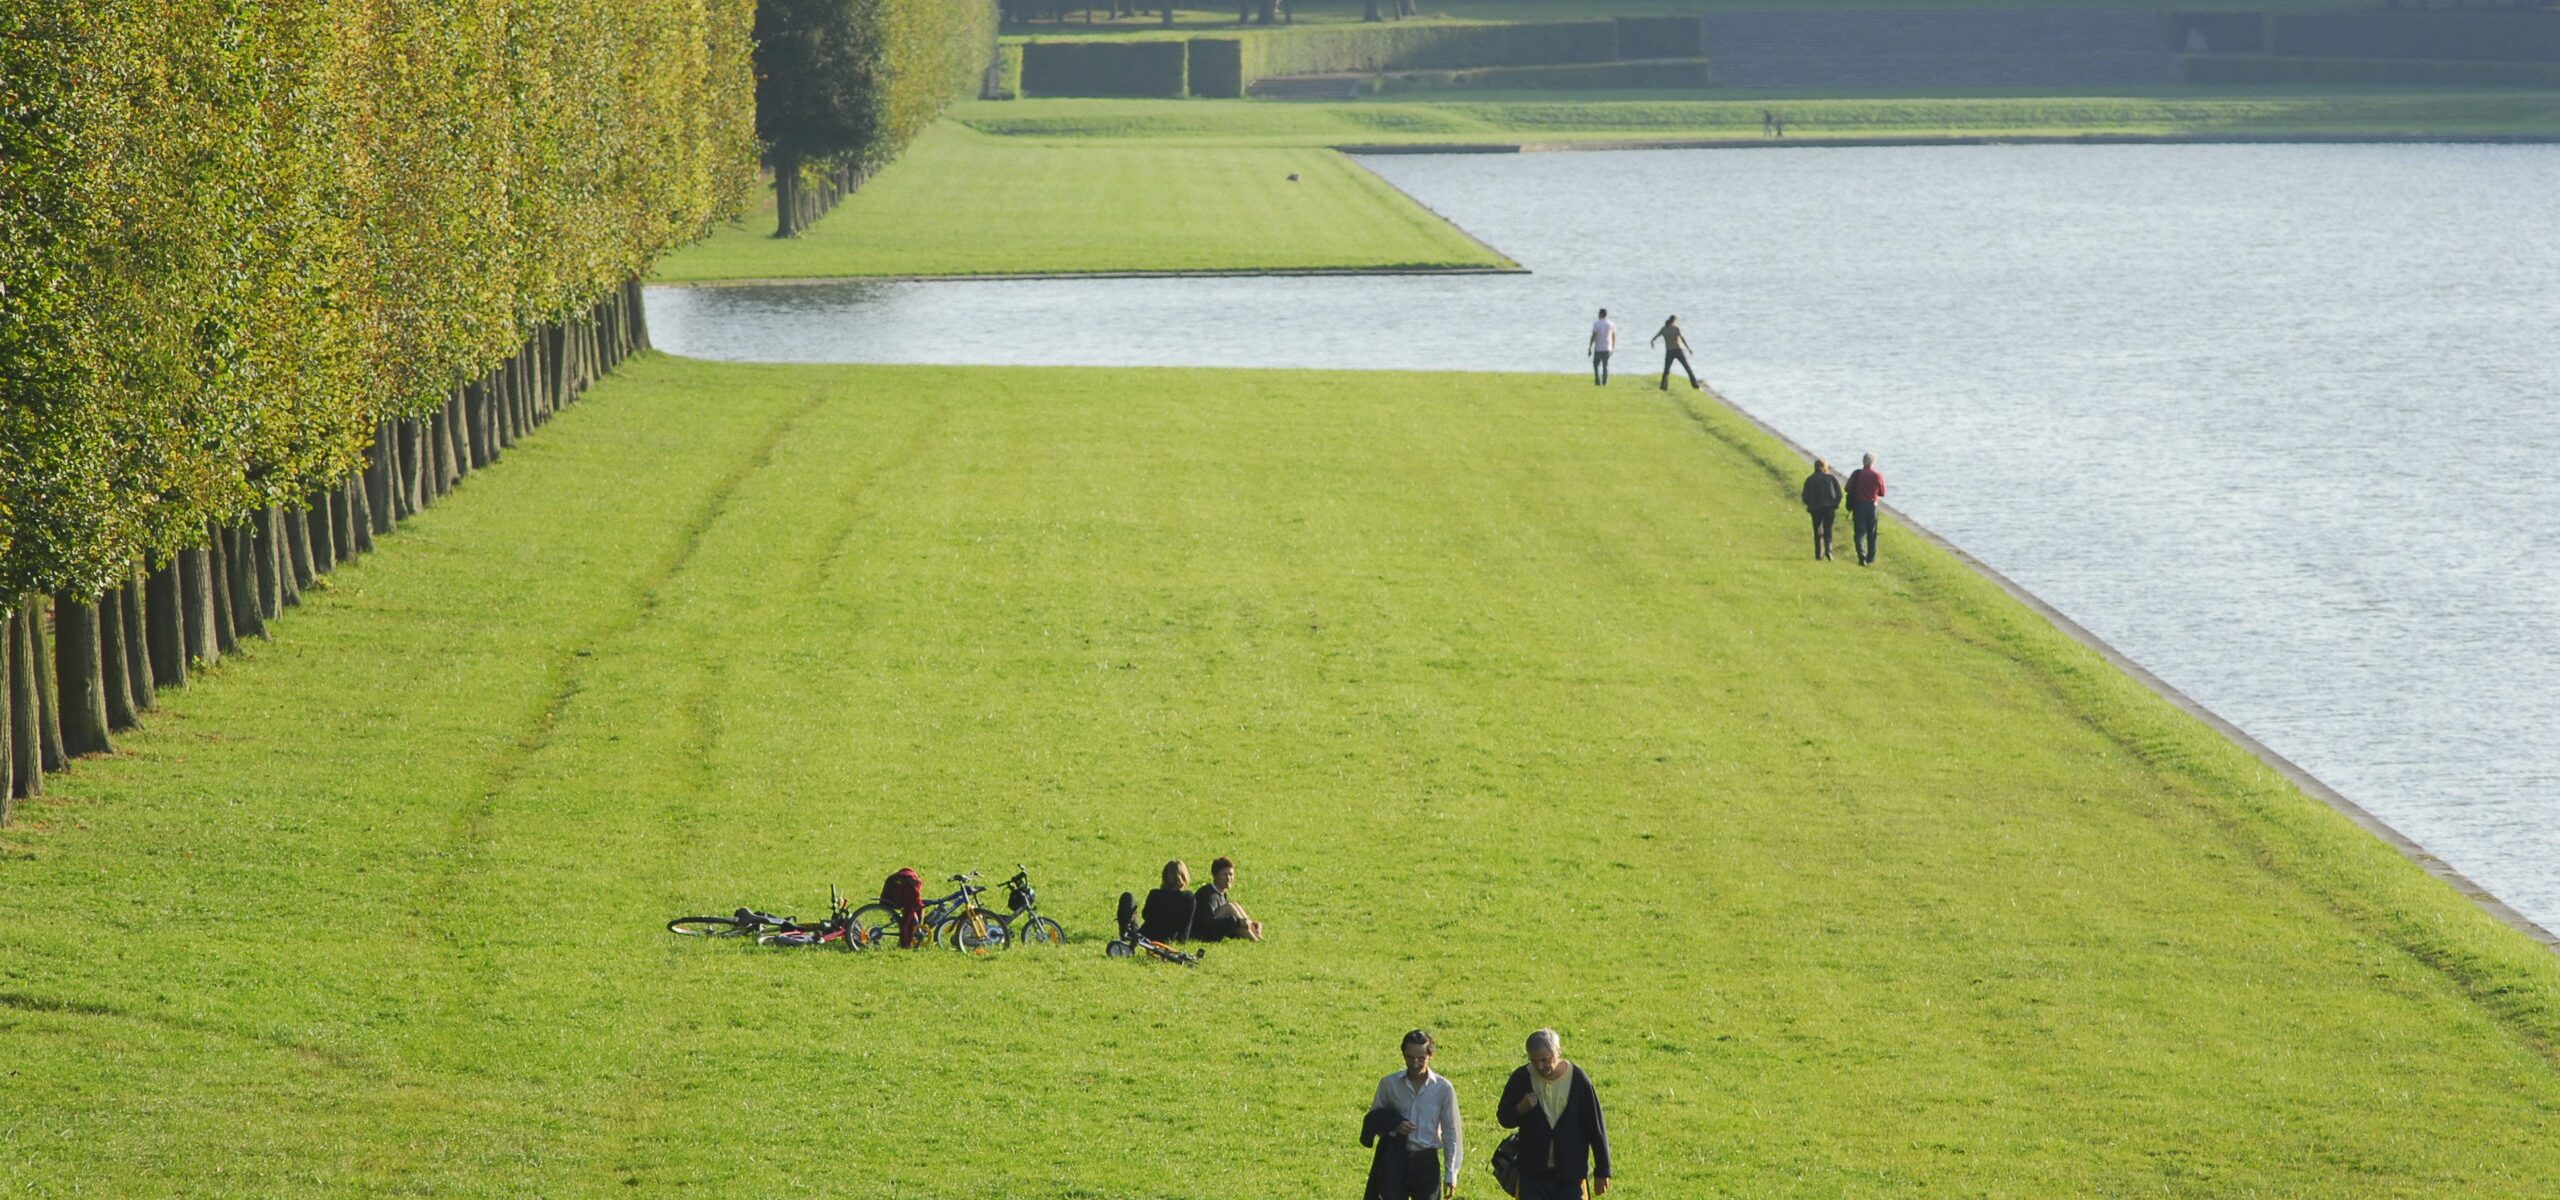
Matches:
[651,126,1510,282]
[957,89,2560,144]
[4,357,2559,1196]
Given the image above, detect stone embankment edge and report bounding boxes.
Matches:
[1340,132,2560,154]
[1693,383,2560,956]
[1337,152,1524,272]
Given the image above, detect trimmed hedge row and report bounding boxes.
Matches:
[2184,54,2560,87]
[0,2,757,810]
[2269,12,2560,62]
[1021,39,1192,98]
[2165,11,2269,53]
[1615,16,1707,61]
[1371,58,1716,95]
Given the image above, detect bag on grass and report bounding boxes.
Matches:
[1489,1131,1523,1198]
[881,867,925,948]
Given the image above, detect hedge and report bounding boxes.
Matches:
[2268,12,2560,63]
[1371,58,1716,95]
[760,0,999,234]
[1615,16,1706,61]
[2165,11,2269,54]
[1020,39,1192,97]
[2183,54,2560,87]
[1191,39,1249,99]
[993,44,1027,100]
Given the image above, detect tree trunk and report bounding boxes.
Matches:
[0,609,11,820]
[226,523,264,639]
[120,570,154,710]
[30,597,65,772]
[347,474,375,557]
[1365,0,1380,18]
[284,504,317,591]
[253,506,282,619]
[8,605,37,800]
[369,424,397,534]
[307,496,337,575]
[207,527,242,655]
[627,278,651,353]
[330,478,359,562]
[52,591,111,757]
[146,556,186,689]
[178,545,218,666]
[774,153,804,239]
[101,580,139,731]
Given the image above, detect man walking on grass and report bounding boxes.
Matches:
[1587,309,1617,385]
[1802,457,1844,561]
[1847,452,1886,566]
[1651,315,1700,391]
[1498,1029,1612,1199]
[1367,1029,1463,1200]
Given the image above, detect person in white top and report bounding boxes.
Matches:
[1586,309,1617,386]
[1370,1029,1464,1199]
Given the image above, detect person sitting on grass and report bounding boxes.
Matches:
[1192,855,1264,942]
[1139,859,1196,941]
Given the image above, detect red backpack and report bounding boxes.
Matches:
[880,868,925,948]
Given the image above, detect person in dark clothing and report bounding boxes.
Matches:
[1138,859,1195,941]
[1497,1028,1611,1199]
[1191,855,1264,942]
[1801,458,1843,561]
[1649,316,1701,391]
[1846,452,1886,566]
[1360,1104,1411,1200]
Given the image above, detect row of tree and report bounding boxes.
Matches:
[757,0,1002,237]
[0,2,761,817]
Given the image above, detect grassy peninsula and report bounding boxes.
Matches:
[5,357,2558,1196]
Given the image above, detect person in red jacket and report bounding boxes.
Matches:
[1846,453,1886,566]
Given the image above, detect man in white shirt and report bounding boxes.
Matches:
[1587,309,1617,386]
[1370,1029,1464,1199]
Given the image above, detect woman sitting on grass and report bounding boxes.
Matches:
[1139,859,1196,941]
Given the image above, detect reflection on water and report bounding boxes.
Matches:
[654,144,2560,932]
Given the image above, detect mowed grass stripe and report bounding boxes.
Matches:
[4,360,2558,1196]
[651,126,1511,283]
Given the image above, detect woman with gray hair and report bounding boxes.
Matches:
[1496,1029,1613,1197]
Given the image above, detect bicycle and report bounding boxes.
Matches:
[668,886,872,951]
[999,866,1066,947]
[1104,891,1203,967]
[850,871,1009,952]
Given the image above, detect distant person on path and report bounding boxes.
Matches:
[1365,1029,1463,1200]
[1499,1029,1613,1199]
[1801,458,1844,561]
[1192,855,1264,942]
[1762,109,1775,137]
[1847,453,1886,566]
[1139,859,1195,941]
[1650,315,1701,391]
[1588,309,1617,385]
[1773,115,1787,139]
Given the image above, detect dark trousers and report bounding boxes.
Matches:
[1850,503,1879,564]
[1591,351,1611,385]
[1809,507,1836,559]
[1377,1147,1442,1200]
[1520,1175,1586,1200]
[1660,348,1698,389]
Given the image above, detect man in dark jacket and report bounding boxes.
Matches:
[1192,855,1264,942]
[1497,1029,1611,1198]
[1801,458,1843,561]
[1846,452,1886,567]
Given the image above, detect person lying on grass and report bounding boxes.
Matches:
[1192,855,1264,942]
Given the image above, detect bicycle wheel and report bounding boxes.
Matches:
[1014,916,1065,947]
[947,912,1006,954]
[849,904,906,948]
[667,916,753,938]
[1105,938,1135,958]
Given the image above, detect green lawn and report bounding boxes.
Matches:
[6,356,2558,1197]
[651,126,1512,282]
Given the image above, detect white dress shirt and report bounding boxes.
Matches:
[1374,1068,1464,1185]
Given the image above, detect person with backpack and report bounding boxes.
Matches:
[1496,1029,1611,1198]
[1801,458,1844,561]
[1847,452,1886,566]
[1365,1029,1463,1200]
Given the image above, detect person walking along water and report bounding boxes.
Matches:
[1498,1029,1612,1198]
[1847,453,1886,566]
[1587,309,1617,385]
[1366,1030,1463,1200]
[1651,315,1700,391]
[1802,458,1843,561]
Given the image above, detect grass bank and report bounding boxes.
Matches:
[5,356,2558,1196]
[651,126,1513,283]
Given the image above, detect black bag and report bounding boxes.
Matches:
[1489,1132,1523,1198]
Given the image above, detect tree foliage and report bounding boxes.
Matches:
[754,0,997,171]
[0,0,760,599]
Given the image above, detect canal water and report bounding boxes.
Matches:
[652,143,2560,933]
